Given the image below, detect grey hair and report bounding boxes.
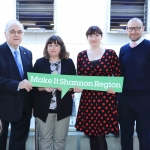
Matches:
[127,18,143,26]
[5,20,25,33]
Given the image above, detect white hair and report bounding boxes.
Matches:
[5,20,24,33]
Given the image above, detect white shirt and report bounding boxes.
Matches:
[129,37,144,47]
[7,43,24,90]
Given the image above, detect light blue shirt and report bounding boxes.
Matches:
[7,43,24,74]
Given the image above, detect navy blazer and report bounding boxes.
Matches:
[0,42,33,122]
[33,57,76,122]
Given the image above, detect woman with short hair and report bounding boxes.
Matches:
[74,26,122,150]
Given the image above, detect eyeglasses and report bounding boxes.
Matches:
[8,30,23,35]
[126,27,142,32]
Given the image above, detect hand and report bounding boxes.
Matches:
[45,87,54,92]
[18,79,32,92]
[0,119,2,135]
[107,88,115,94]
[57,88,62,91]
[38,87,45,91]
[68,88,73,92]
[73,87,83,93]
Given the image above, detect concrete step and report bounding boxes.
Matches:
[65,132,139,150]
[6,132,139,150]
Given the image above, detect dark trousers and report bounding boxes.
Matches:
[0,115,30,150]
[118,91,150,150]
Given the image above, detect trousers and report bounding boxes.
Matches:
[36,113,70,150]
[118,91,150,150]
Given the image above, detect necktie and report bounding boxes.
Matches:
[130,42,137,48]
[14,51,24,79]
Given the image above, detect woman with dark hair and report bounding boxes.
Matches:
[33,35,76,150]
[74,26,122,150]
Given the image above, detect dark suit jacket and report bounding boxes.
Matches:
[33,57,76,122]
[0,42,33,122]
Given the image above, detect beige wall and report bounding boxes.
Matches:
[0,0,150,66]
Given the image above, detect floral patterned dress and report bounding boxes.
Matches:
[75,49,122,136]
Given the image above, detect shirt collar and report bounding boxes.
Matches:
[129,37,144,46]
[49,60,61,64]
[7,42,20,55]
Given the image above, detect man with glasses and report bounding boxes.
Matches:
[118,17,150,150]
[0,20,33,150]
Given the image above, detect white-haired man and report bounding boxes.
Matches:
[0,20,33,150]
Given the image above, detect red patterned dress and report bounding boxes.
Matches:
[75,49,122,136]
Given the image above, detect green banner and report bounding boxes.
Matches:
[27,72,124,98]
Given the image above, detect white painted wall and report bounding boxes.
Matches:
[0,0,150,66]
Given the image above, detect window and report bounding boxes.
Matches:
[16,0,54,32]
[108,0,148,33]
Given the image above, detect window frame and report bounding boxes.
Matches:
[16,0,55,33]
[107,0,150,33]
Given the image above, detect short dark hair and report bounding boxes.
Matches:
[43,35,69,59]
[86,26,103,37]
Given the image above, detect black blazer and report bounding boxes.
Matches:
[33,57,76,122]
[0,42,33,122]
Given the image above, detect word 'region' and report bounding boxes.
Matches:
[30,76,121,89]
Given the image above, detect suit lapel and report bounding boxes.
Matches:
[19,47,28,75]
[43,58,51,74]
[61,59,67,74]
[3,43,21,76]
